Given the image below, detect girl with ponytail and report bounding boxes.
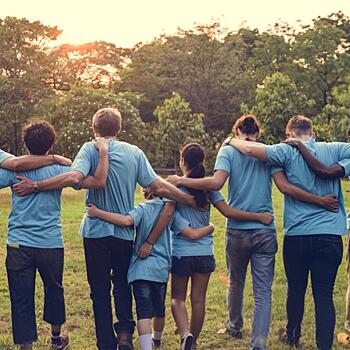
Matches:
[170,142,273,350]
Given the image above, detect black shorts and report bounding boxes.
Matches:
[171,255,215,277]
[132,280,167,320]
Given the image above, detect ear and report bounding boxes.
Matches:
[311,131,316,139]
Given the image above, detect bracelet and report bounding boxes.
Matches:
[146,239,154,246]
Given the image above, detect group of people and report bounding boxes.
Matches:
[0,108,349,350]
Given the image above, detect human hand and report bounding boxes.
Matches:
[13,176,35,196]
[259,212,273,225]
[137,241,153,259]
[320,194,339,212]
[94,137,109,154]
[53,155,72,166]
[283,138,302,148]
[86,204,99,217]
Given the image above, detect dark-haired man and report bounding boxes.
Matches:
[0,120,108,350]
[226,115,350,350]
[14,108,195,350]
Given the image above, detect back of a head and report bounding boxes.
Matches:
[23,120,56,155]
[93,108,122,137]
[285,115,313,138]
[232,115,260,138]
[180,143,208,209]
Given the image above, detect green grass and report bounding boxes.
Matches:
[0,184,349,349]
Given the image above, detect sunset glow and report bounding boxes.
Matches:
[3,0,350,47]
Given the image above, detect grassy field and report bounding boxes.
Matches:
[0,184,349,350]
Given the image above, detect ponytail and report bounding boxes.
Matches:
[180,143,209,209]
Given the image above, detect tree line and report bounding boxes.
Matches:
[1,12,350,170]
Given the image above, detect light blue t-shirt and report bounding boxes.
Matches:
[266,140,350,236]
[172,188,224,257]
[127,198,190,284]
[214,145,277,230]
[0,165,70,248]
[71,140,158,241]
[0,149,13,165]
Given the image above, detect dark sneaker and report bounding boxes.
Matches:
[50,335,70,350]
[118,333,134,350]
[278,327,301,348]
[152,338,161,348]
[229,329,243,339]
[180,333,193,350]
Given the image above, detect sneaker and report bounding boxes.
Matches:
[278,327,301,348]
[117,333,134,350]
[152,338,161,348]
[229,329,243,339]
[50,335,70,350]
[180,333,193,350]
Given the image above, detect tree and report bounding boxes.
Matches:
[152,92,206,169]
[0,16,61,153]
[250,73,314,143]
[34,85,145,158]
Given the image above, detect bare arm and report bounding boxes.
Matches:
[285,139,345,179]
[180,223,215,240]
[81,138,109,189]
[87,204,134,226]
[138,201,175,258]
[13,139,109,196]
[229,138,267,161]
[273,171,339,212]
[167,170,229,191]
[1,154,72,171]
[214,200,273,225]
[149,178,196,207]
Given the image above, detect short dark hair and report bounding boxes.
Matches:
[232,115,260,137]
[23,120,56,155]
[93,108,122,137]
[285,115,313,137]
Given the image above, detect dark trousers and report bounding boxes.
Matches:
[283,234,343,350]
[6,245,66,345]
[84,236,135,350]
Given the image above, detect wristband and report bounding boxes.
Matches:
[146,239,154,246]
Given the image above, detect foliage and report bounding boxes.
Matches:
[0,16,60,153]
[152,92,206,169]
[251,73,315,143]
[34,85,145,158]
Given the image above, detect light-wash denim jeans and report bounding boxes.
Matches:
[225,228,277,350]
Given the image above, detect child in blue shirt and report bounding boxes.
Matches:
[87,188,214,350]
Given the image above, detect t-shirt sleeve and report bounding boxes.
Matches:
[128,204,144,227]
[0,149,14,165]
[0,169,15,188]
[334,143,350,162]
[265,144,290,167]
[338,159,350,177]
[271,165,284,175]
[171,211,191,235]
[214,146,231,174]
[71,143,94,177]
[208,191,225,204]
[137,150,158,188]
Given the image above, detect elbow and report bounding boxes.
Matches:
[123,217,134,227]
[69,172,84,186]
[150,179,166,197]
[277,183,289,195]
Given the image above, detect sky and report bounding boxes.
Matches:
[2,0,350,47]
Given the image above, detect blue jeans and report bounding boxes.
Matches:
[283,234,343,350]
[6,245,66,345]
[225,229,277,350]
